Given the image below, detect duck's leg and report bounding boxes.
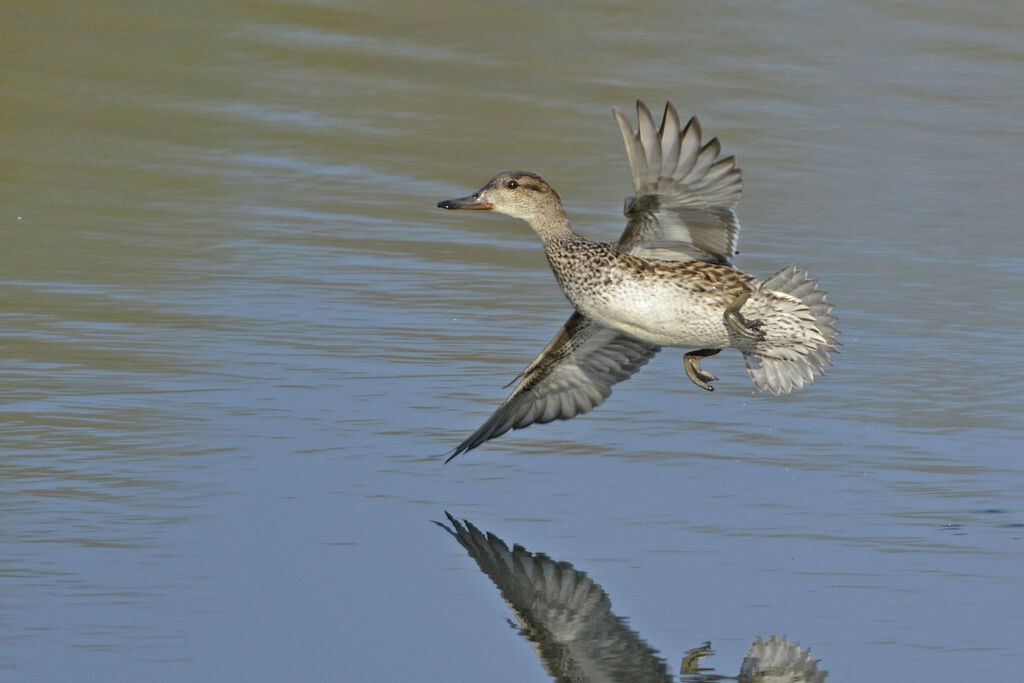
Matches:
[684,348,721,391]
[724,289,766,341]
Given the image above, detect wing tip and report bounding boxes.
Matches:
[444,438,477,463]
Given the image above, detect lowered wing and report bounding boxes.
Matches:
[446,313,658,462]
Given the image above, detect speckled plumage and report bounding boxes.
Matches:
[544,239,756,348]
[438,101,838,460]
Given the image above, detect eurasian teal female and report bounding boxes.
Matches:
[438,101,838,461]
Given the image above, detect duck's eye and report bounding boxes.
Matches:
[505,180,519,189]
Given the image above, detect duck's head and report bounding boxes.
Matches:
[437,171,565,224]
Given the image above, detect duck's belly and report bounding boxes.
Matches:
[569,279,734,349]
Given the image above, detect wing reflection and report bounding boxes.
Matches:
[436,513,827,683]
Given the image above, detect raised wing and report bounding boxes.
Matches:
[446,313,658,462]
[614,100,743,265]
[435,513,673,682]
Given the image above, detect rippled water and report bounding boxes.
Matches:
[2,1,1023,680]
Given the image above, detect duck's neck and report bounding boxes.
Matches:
[526,207,580,245]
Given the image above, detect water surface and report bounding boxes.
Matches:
[2,0,1023,680]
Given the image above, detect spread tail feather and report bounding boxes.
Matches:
[743,265,838,394]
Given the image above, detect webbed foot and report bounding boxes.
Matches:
[685,349,721,392]
[724,289,766,341]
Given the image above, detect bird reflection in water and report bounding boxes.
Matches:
[436,513,827,682]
